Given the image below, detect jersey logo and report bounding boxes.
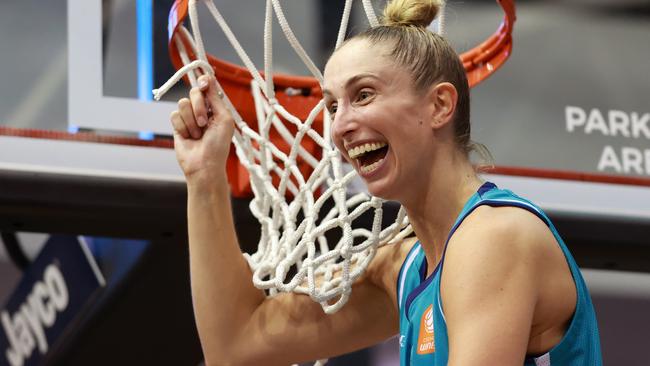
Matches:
[416,304,435,354]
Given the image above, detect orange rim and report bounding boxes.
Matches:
[461,0,516,87]
[167,0,516,90]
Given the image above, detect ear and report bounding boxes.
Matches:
[428,82,458,130]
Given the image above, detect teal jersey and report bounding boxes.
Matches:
[397,182,602,365]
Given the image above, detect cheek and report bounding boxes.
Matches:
[392,118,432,157]
[330,129,344,153]
[367,99,418,130]
[330,133,350,162]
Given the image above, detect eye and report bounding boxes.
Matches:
[328,103,338,115]
[355,89,374,103]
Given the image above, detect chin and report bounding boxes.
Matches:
[366,182,399,201]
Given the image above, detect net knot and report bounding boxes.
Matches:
[299,184,311,196]
[340,246,351,259]
[272,196,284,207]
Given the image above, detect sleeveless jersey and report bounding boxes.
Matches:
[396,182,602,365]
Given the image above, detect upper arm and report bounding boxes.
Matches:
[225,238,416,365]
[441,207,548,366]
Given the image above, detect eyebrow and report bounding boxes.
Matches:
[322,73,381,98]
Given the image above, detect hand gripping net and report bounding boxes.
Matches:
[154,0,515,315]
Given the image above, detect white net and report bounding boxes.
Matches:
[153,0,451,314]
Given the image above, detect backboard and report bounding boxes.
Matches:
[0,0,649,223]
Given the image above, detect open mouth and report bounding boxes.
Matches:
[347,142,389,174]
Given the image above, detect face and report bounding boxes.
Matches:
[323,39,439,200]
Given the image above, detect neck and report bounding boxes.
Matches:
[401,147,483,275]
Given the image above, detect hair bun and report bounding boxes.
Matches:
[382,0,442,28]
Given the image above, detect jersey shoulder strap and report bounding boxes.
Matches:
[396,241,426,311]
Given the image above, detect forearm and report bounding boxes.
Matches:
[186,176,266,361]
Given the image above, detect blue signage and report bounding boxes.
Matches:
[0,235,105,366]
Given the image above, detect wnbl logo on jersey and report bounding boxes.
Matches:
[416,304,435,354]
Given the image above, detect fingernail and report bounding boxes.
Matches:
[198,77,208,88]
[198,116,207,127]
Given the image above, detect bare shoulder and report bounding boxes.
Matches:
[440,205,560,304]
[446,205,557,266]
[366,236,420,307]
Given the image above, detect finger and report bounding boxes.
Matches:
[198,74,210,92]
[170,110,190,139]
[178,98,201,139]
[189,87,208,128]
[203,75,231,123]
[197,75,218,121]
[205,75,224,106]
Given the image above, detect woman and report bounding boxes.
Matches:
[169,0,602,364]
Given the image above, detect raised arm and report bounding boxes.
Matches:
[171,75,407,365]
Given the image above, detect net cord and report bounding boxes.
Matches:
[153,0,413,316]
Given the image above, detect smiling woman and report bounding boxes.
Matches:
[169,0,602,365]
[320,3,602,364]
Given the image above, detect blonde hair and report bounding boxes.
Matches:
[383,0,443,28]
[342,0,493,166]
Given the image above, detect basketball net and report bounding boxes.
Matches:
[154,0,514,317]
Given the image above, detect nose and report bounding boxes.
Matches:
[330,102,358,146]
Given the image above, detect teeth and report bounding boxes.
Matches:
[347,142,387,159]
[360,158,385,174]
